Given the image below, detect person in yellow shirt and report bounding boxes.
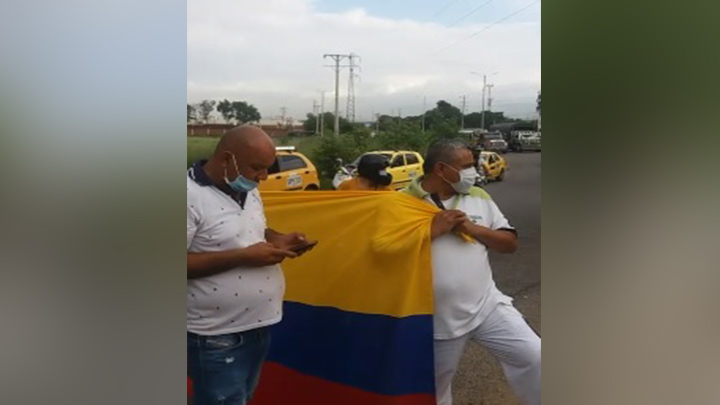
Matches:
[337,154,393,191]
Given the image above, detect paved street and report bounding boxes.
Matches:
[453,152,542,405]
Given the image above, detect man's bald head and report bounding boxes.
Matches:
[214,125,275,158]
[210,125,277,186]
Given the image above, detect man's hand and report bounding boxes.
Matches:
[270,232,307,251]
[240,242,297,266]
[454,218,477,235]
[431,210,467,240]
[453,219,518,253]
[187,242,297,279]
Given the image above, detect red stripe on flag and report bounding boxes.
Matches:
[250,362,436,405]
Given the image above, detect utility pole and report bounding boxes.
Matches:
[471,71,498,130]
[375,113,380,134]
[320,91,326,137]
[422,96,427,133]
[312,100,319,134]
[397,108,402,125]
[486,84,494,112]
[460,95,467,130]
[323,54,350,135]
[346,53,361,123]
[481,74,487,130]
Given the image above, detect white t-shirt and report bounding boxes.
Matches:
[405,180,516,340]
[187,169,285,336]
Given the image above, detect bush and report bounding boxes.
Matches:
[312,134,360,179]
[429,119,461,143]
[375,121,431,153]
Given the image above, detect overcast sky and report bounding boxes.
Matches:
[187,0,541,122]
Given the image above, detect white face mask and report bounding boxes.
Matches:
[442,165,478,194]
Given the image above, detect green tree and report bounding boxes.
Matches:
[421,101,463,132]
[464,111,511,129]
[434,100,463,124]
[375,120,429,152]
[217,99,233,123]
[463,112,482,128]
[217,100,261,124]
[303,112,354,134]
[303,113,318,133]
[376,114,396,132]
[232,101,261,124]
[429,118,461,142]
[197,100,216,123]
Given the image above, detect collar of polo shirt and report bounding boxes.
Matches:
[189,160,248,208]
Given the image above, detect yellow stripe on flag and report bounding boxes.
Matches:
[262,191,437,318]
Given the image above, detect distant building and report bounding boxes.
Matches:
[188,116,306,138]
[255,117,305,137]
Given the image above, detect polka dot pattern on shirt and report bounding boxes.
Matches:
[187,179,284,334]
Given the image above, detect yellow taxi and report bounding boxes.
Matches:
[385,151,424,190]
[480,151,508,181]
[350,150,425,190]
[259,146,320,191]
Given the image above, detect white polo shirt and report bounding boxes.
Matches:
[187,162,285,336]
[405,178,516,340]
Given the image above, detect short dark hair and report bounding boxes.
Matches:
[357,154,389,178]
[422,139,472,173]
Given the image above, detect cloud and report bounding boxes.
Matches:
[188,0,540,121]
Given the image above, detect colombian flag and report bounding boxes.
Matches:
[252,191,438,405]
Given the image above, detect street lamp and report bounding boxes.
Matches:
[470,71,498,130]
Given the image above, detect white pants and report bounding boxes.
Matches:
[434,303,541,405]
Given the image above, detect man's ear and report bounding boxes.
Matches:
[222,151,233,166]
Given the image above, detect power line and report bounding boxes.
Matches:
[465,0,540,40]
[432,0,462,17]
[447,0,494,28]
[434,0,540,55]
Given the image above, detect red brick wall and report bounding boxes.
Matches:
[187,124,304,138]
[187,124,234,137]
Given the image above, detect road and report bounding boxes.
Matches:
[453,151,542,405]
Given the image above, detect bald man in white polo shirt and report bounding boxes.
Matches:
[404,139,541,405]
[187,126,311,405]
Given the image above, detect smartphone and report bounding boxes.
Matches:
[289,240,318,254]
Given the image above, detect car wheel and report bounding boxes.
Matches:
[304,184,319,191]
[497,169,505,181]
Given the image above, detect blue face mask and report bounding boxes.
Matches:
[224,154,259,192]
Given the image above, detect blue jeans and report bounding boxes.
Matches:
[187,328,271,405]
